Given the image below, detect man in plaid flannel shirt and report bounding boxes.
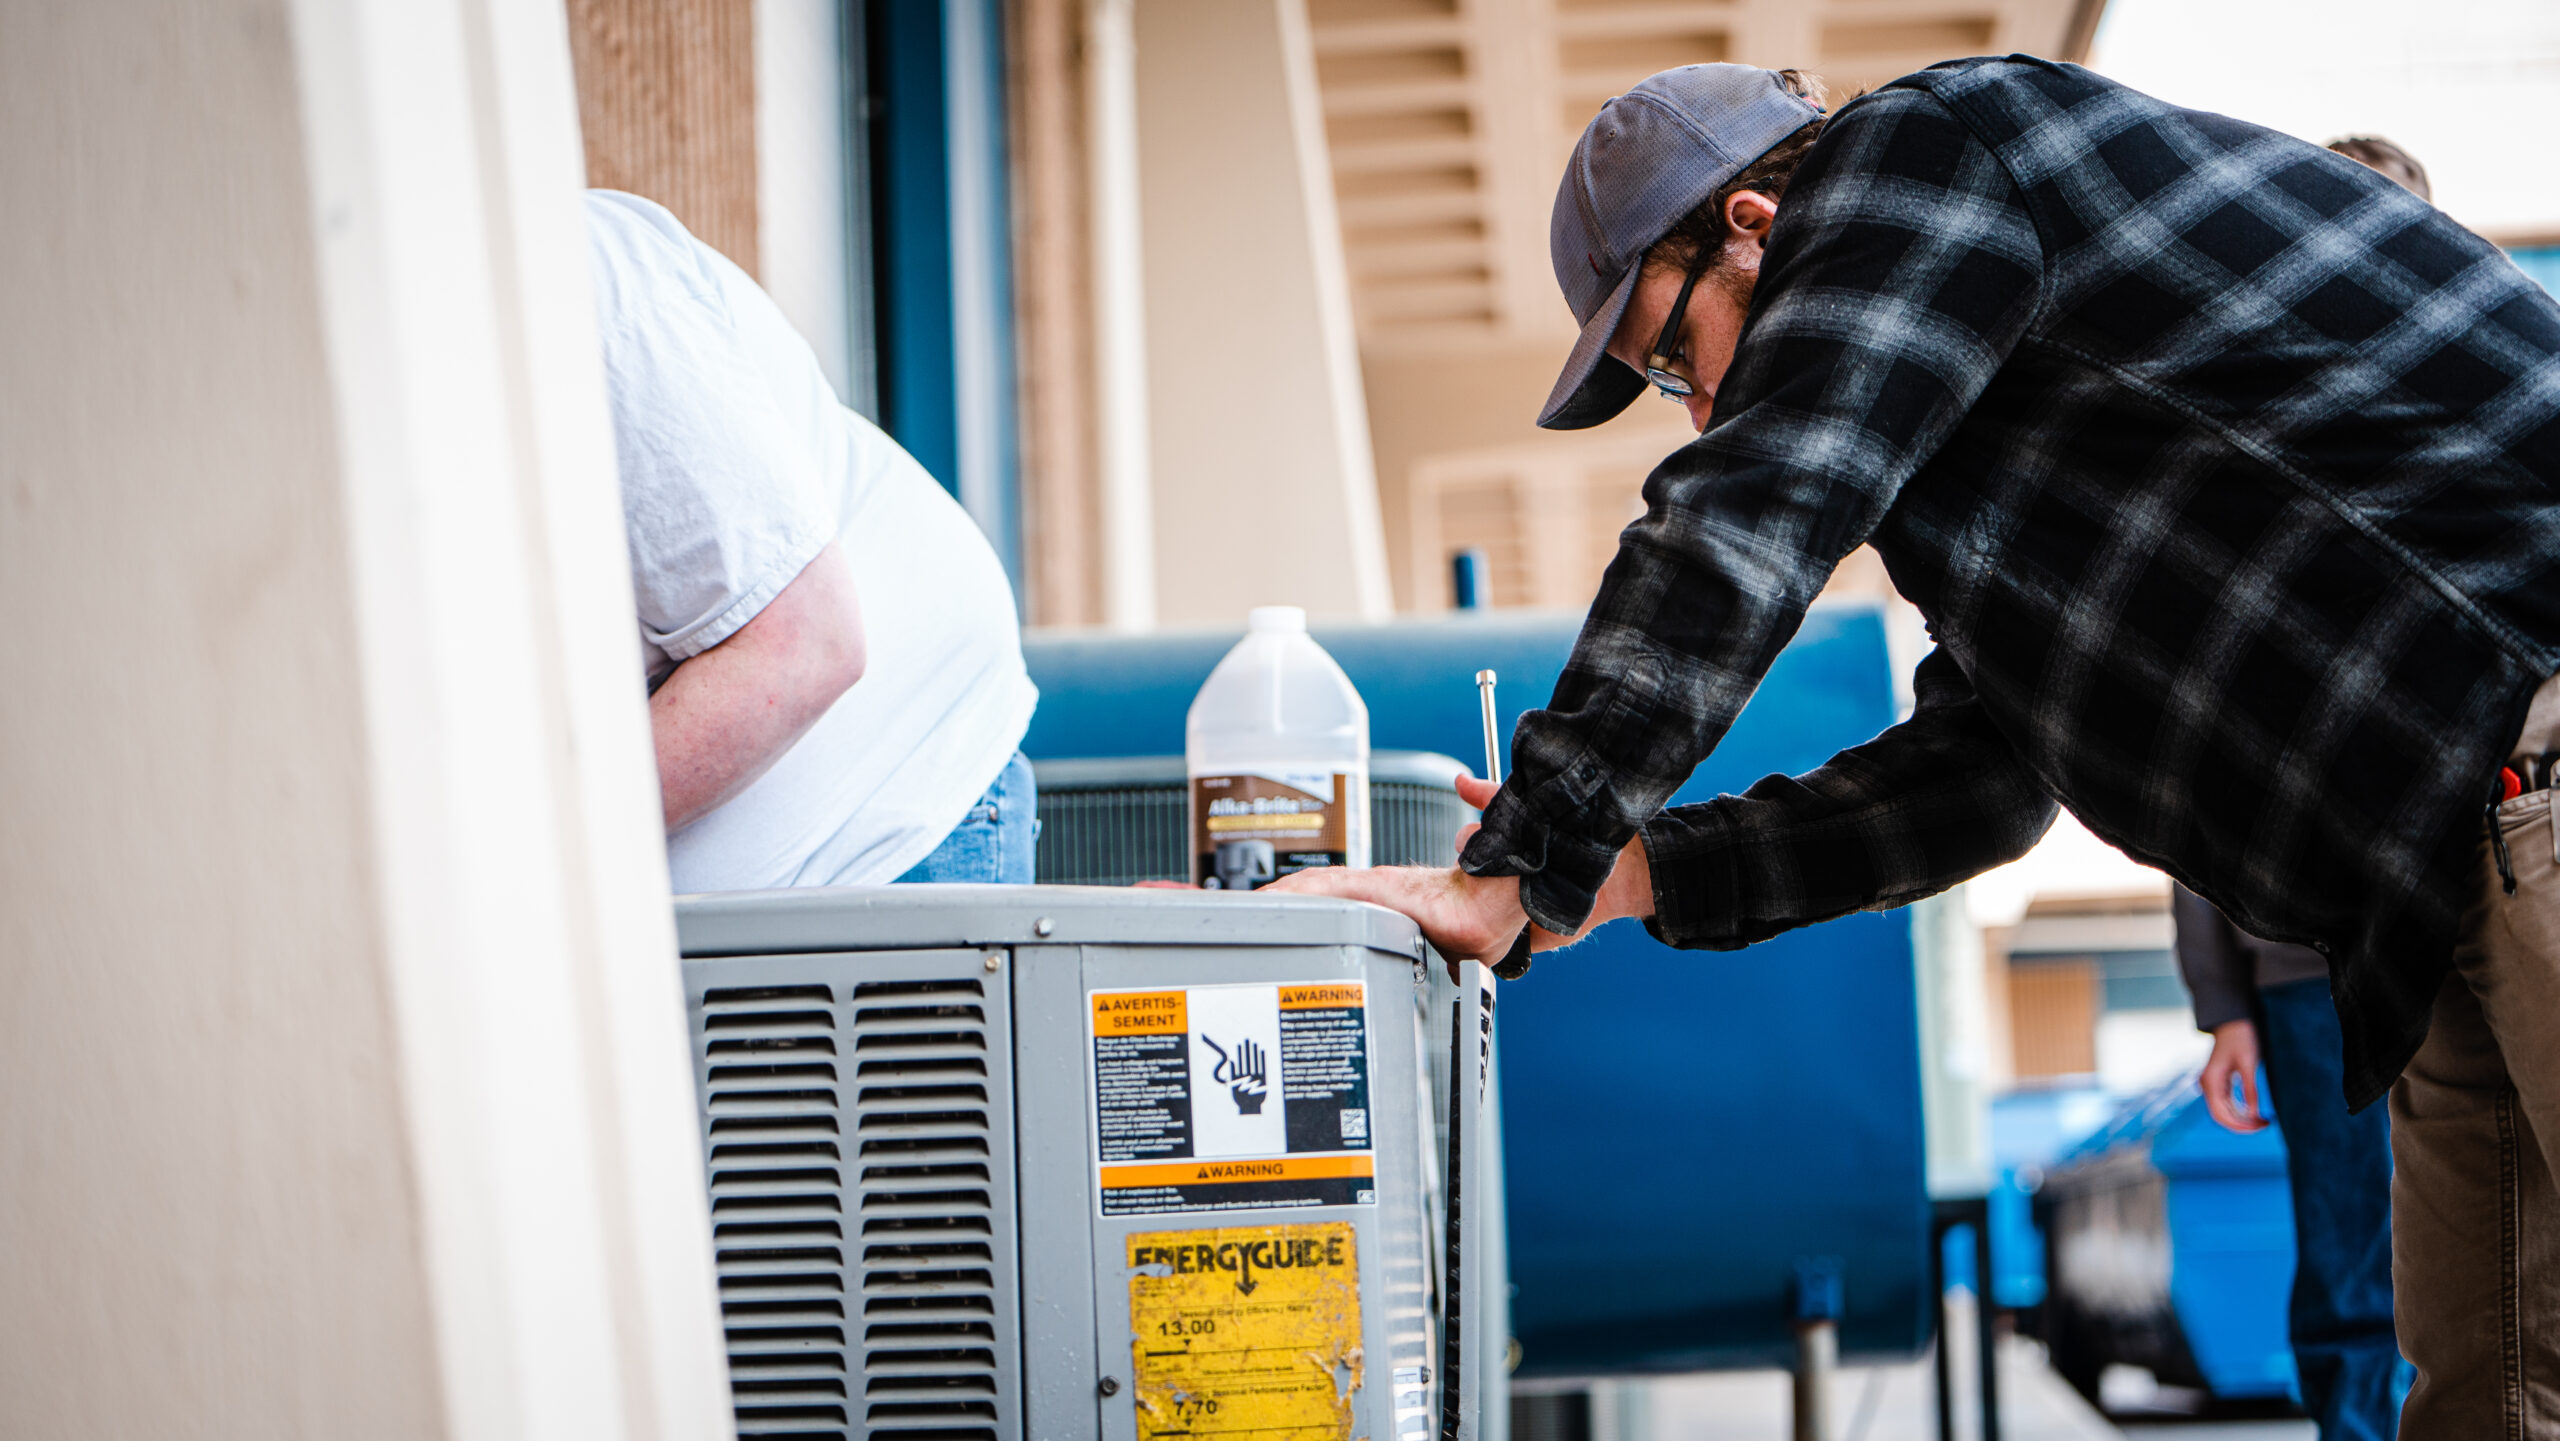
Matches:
[1274,58,2560,1432]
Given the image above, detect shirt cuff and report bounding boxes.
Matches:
[1457,784,1620,937]
[648,523,832,662]
[2189,988,2253,1034]
[1635,804,1743,951]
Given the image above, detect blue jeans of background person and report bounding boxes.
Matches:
[893,752,1037,885]
[2259,975,2409,1440]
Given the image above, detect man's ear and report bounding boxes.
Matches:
[1724,190,1780,248]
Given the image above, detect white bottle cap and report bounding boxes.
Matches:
[1247,605,1307,634]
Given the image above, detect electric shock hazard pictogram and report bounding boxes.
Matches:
[1126,1222,1363,1441]
[1090,983,1374,1216]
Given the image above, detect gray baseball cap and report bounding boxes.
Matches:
[1539,65,1824,430]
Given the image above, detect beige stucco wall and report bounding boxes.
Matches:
[0,1,732,1436]
[1362,340,1699,611]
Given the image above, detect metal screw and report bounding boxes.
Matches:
[983,952,1002,972]
[1034,916,1055,938]
[1098,1376,1120,1397]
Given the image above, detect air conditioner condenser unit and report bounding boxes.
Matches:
[677,885,1497,1441]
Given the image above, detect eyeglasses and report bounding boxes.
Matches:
[1643,259,1708,402]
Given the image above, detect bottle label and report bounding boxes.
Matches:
[1191,772,1352,889]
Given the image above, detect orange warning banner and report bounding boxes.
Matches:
[1100,1154,1375,1190]
[1278,983,1365,1010]
[1092,990,1187,1036]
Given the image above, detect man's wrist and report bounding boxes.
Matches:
[1477,870,1529,943]
[1460,788,1616,936]
[1597,835,1655,927]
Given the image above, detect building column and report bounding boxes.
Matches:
[1133,0,1393,626]
[0,1,732,1436]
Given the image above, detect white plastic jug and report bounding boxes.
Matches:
[1185,606,1371,890]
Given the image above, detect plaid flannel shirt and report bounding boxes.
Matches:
[1462,57,2560,1108]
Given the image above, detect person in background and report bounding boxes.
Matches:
[2327,136,2431,205]
[2181,883,2404,1439]
[1269,61,2560,1440]
[586,190,1038,889]
[2174,136,2430,1441]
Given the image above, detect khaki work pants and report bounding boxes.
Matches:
[2395,676,2560,1438]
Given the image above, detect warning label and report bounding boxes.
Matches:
[1092,983,1373,1217]
[1100,1155,1375,1213]
[1127,1222,1363,1441]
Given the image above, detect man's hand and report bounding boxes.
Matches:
[1265,858,1537,963]
[1264,773,1655,964]
[650,542,866,831]
[2198,1019,2268,1133]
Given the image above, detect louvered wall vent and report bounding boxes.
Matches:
[695,954,1019,1441]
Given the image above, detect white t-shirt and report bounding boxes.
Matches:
[585,190,1036,892]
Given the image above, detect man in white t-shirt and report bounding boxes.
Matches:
[585,190,1038,892]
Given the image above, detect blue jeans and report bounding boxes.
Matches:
[893,751,1038,885]
[2259,976,2409,1440]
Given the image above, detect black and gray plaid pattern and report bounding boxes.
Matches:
[1462,57,2560,1107]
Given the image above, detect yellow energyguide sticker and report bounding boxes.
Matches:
[1126,1222,1363,1440]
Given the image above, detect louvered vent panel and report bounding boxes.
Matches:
[694,956,1019,1441]
[1374,781,1471,874]
[1034,754,1471,885]
[703,984,854,1438]
[1032,784,1186,886]
[851,978,1006,1441]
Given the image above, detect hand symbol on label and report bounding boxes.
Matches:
[1202,1035,1269,1115]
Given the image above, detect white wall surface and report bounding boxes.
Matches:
[1132,0,1394,626]
[1969,811,2170,929]
[2096,1010,2216,1096]
[1088,0,1162,629]
[756,0,859,406]
[2092,0,2560,241]
[0,1,733,1436]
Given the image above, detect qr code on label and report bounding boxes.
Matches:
[1340,1108,1368,1141]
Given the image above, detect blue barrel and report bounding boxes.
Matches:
[1023,604,1931,1373]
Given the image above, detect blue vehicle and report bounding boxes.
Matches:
[2031,1076,2299,1406]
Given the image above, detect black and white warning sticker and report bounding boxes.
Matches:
[1089,982,1374,1216]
